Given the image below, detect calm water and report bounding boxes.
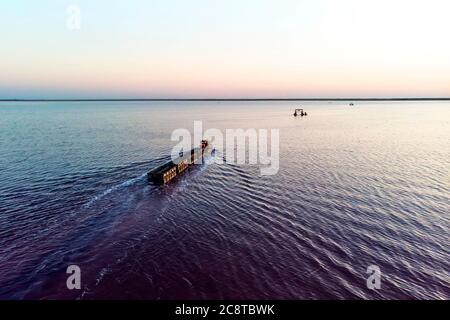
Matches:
[0,101,449,299]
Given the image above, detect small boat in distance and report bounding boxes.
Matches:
[148,140,211,185]
[294,108,307,117]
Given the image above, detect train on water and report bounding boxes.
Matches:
[147,140,212,185]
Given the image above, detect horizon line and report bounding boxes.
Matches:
[1,97,450,102]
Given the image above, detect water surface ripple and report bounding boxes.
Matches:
[0,101,449,299]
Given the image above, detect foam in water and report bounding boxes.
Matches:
[83,173,147,208]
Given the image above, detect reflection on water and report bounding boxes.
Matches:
[0,101,449,299]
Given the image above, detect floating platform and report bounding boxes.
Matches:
[294,108,307,117]
[147,140,211,185]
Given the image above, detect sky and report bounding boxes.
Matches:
[1,0,449,99]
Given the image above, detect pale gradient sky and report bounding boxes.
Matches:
[1,0,449,98]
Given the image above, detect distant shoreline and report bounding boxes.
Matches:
[1,98,450,102]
